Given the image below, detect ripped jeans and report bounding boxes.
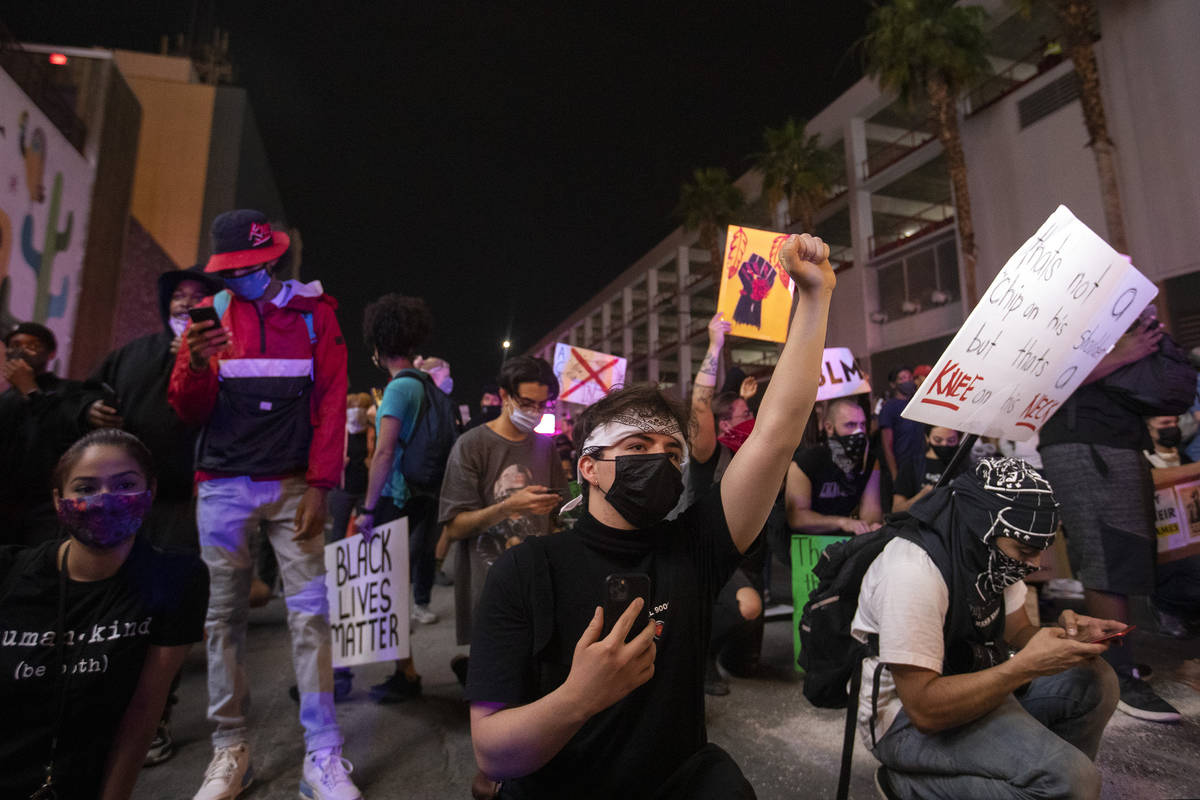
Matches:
[198,476,343,752]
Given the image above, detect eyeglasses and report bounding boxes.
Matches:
[512,395,553,413]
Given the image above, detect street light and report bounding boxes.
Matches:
[502,340,511,350]
[501,339,512,363]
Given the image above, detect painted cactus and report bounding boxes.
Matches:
[21,172,73,321]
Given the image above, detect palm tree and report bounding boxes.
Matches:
[1020,0,1126,252]
[754,118,839,232]
[861,0,991,306]
[677,167,746,284]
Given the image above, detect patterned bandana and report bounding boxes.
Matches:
[56,491,153,549]
[560,410,689,514]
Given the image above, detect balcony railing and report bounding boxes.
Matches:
[966,43,1062,117]
[869,198,955,257]
[861,123,936,180]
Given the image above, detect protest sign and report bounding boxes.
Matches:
[717,225,797,343]
[325,519,409,667]
[553,343,627,407]
[1153,481,1200,563]
[902,205,1157,440]
[791,534,850,671]
[816,347,871,402]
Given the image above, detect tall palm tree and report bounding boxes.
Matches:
[862,0,991,306]
[677,167,745,284]
[754,118,839,232]
[1021,0,1126,252]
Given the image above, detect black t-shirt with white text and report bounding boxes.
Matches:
[0,536,208,798]
[465,486,742,799]
[894,455,963,500]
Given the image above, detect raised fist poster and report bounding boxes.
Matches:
[553,343,627,407]
[901,205,1157,440]
[716,225,797,343]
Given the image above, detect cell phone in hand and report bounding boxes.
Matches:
[187,306,222,329]
[1087,624,1136,644]
[99,381,120,412]
[601,573,651,642]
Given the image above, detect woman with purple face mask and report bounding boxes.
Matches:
[0,429,208,800]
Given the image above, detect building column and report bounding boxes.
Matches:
[676,246,692,393]
[846,116,878,353]
[622,287,634,376]
[583,315,593,349]
[601,302,612,354]
[647,269,660,384]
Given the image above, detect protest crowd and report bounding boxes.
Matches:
[1,203,1198,800]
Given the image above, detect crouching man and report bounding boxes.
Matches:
[855,457,1121,799]
[465,235,836,799]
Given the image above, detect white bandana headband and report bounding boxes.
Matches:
[559,412,690,514]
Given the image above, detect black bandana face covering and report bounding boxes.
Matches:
[593,453,684,529]
[978,545,1039,598]
[829,432,867,475]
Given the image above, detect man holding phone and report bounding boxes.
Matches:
[852,457,1123,799]
[465,234,836,799]
[436,355,565,677]
[169,210,360,800]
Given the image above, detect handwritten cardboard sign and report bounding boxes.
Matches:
[816,347,871,402]
[553,343,627,407]
[717,225,798,343]
[325,519,410,667]
[1157,480,1200,563]
[902,206,1157,440]
[791,533,850,671]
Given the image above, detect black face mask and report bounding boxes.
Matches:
[593,453,684,529]
[830,431,867,471]
[932,443,958,462]
[896,381,917,399]
[1157,426,1183,449]
[479,405,502,422]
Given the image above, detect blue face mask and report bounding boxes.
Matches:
[224,267,271,300]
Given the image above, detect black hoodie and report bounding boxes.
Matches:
[88,267,220,501]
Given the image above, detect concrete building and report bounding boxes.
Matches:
[2,36,290,379]
[527,0,1200,397]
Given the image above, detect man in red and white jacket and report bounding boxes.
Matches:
[170,210,361,800]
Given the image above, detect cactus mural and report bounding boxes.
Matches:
[18,111,46,203]
[20,172,73,321]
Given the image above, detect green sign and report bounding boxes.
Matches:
[791,534,850,672]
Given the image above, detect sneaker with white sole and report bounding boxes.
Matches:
[411,603,439,624]
[1117,667,1181,723]
[300,747,362,800]
[193,743,253,800]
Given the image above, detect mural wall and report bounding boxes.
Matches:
[0,70,95,371]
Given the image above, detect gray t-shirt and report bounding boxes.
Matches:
[438,424,566,645]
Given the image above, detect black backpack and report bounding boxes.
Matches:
[395,369,459,494]
[796,526,900,708]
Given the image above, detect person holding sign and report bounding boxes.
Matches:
[891,426,965,513]
[787,398,882,535]
[466,234,835,799]
[1142,416,1200,639]
[853,458,1121,800]
[1038,307,1187,724]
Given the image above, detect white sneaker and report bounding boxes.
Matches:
[193,743,253,800]
[411,603,439,624]
[301,747,362,800]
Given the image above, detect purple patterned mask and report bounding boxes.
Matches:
[56,491,153,548]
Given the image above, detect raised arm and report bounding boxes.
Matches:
[689,313,730,465]
[720,234,835,551]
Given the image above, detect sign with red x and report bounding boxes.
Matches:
[553,343,627,407]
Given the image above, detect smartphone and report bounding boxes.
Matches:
[601,573,651,642]
[1087,624,1136,644]
[187,306,222,329]
[99,381,120,412]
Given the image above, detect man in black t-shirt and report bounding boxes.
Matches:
[786,397,882,534]
[466,234,835,799]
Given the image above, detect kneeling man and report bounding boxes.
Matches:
[855,457,1121,800]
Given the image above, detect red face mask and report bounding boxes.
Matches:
[717,417,755,453]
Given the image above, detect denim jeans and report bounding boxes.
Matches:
[198,476,343,752]
[873,659,1118,800]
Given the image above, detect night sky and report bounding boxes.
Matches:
[7,1,872,404]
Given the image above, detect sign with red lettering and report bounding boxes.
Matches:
[325,519,410,666]
[902,205,1157,440]
[816,347,871,401]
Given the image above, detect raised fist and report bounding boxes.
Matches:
[781,234,836,295]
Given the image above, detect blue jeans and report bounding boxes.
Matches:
[198,476,343,752]
[873,659,1118,800]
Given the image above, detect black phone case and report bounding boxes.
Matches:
[601,573,651,642]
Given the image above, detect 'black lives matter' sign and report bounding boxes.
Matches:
[325,519,410,666]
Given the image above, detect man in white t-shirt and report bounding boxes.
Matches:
[853,458,1122,799]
